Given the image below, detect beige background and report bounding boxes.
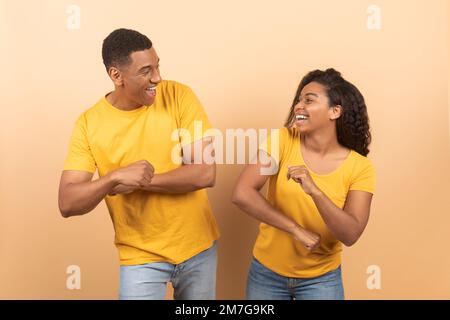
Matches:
[0,0,449,299]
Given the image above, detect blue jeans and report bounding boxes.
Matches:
[119,241,217,300]
[246,257,344,300]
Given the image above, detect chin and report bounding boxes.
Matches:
[295,124,310,134]
[144,97,155,106]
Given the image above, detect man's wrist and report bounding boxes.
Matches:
[105,171,120,187]
[146,174,160,189]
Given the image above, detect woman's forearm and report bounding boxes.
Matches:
[232,186,322,251]
[232,186,299,234]
[310,189,361,246]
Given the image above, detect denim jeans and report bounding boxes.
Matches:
[119,241,217,300]
[246,257,344,300]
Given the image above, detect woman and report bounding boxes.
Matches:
[232,68,375,300]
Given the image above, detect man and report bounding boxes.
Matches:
[58,28,220,300]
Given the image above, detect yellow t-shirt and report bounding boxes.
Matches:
[254,127,376,278]
[63,80,220,265]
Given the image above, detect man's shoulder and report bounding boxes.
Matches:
[159,79,193,95]
[74,97,106,124]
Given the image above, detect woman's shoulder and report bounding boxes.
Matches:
[347,150,376,176]
[279,126,299,141]
[349,150,373,163]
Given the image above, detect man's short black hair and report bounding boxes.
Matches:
[102,28,152,71]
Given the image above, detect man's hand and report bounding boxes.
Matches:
[291,224,321,251]
[109,160,155,190]
[108,184,136,196]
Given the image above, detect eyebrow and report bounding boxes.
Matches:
[138,58,160,72]
[304,93,319,98]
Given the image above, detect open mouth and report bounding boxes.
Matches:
[295,114,309,121]
[145,86,157,98]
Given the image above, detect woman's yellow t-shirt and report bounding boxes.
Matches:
[63,80,220,266]
[254,127,376,278]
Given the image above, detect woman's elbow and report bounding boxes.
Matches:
[342,232,362,247]
[231,186,247,207]
[196,164,216,189]
[342,238,357,247]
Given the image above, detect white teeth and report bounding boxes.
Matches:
[146,86,156,91]
[296,114,308,120]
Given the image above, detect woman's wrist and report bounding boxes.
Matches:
[310,187,324,199]
[286,221,303,236]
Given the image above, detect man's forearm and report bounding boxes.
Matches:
[59,173,118,217]
[142,163,215,194]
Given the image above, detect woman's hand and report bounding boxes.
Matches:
[287,165,321,196]
[291,224,321,251]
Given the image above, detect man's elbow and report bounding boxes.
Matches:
[58,187,74,218]
[59,203,72,218]
[58,198,77,218]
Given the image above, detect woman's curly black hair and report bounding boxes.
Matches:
[285,68,371,156]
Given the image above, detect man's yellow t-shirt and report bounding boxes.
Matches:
[255,127,376,278]
[63,80,220,266]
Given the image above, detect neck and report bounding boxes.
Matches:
[302,127,340,156]
[106,89,142,111]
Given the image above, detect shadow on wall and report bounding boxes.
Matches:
[163,164,260,300]
[209,165,261,299]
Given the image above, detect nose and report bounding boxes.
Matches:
[151,69,162,84]
[294,101,305,113]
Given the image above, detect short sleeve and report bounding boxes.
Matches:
[349,157,376,194]
[257,127,289,175]
[258,127,290,162]
[63,114,97,173]
[178,85,214,147]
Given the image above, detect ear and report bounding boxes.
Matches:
[329,104,342,120]
[107,66,124,86]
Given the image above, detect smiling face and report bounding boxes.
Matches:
[293,81,342,134]
[108,47,161,107]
